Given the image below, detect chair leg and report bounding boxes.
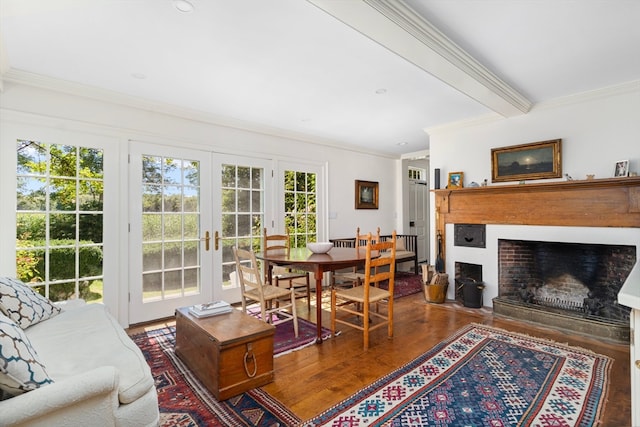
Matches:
[388,299,394,339]
[291,290,299,338]
[363,301,369,351]
[330,289,336,338]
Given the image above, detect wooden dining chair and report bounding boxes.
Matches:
[331,231,397,350]
[331,227,380,289]
[263,227,311,311]
[233,246,298,337]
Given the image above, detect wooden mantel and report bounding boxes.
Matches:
[434,177,640,264]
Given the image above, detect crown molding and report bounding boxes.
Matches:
[307,0,532,117]
[1,69,401,159]
[425,80,640,136]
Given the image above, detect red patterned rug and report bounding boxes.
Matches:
[378,271,423,299]
[304,323,612,426]
[132,327,301,426]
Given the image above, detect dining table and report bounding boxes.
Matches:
[255,246,377,343]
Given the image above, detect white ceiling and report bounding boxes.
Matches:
[1,0,639,157]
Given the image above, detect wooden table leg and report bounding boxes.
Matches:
[314,267,324,344]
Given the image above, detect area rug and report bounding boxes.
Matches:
[245,307,332,356]
[303,323,612,426]
[273,317,332,357]
[132,326,301,427]
[378,271,423,299]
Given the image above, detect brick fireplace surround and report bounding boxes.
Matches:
[434,177,640,341]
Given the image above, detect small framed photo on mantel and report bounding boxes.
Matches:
[355,180,378,209]
[614,160,629,177]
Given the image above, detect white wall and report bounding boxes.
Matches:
[428,83,640,306]
[0,81,406,324]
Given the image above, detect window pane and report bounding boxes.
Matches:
[17,177,46,211]
[237,166,250,188]
[184,268,199,295]
[163,158,180,184]
[222,165,236,187]
[80,147,104,177]
[183,214,198,239]
[163,185,181,212]
[17,140,47,175]
[164,242,183,269]
[49,247,76,281]
[50,178,76,210]
[251,168,262,189]
[164,214,183,240]
[222,189,236,211]
[79,180,103,210]
[142,214,162,241]
[237,189,250,212]
[50,214,76,240]
[16,213,46,241]
[164,270,182,296]
[142,156,162,184]
[184,242,199,267]
[183,186,198,212]
[50,144,77,177]
[237,214,251,236]
[184,161,199,186]
[143,243,162,271]
[142,272,162,296]
[143,185,162,212]
[79,214,103,242]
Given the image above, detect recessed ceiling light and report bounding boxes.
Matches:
[397,142,408,146]
[131,73,147,79]
[375,88,387,94]
[173,0,194,13]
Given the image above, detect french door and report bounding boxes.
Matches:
[129,145,272,323]
[212,154,272,303]
[129,143,213,323]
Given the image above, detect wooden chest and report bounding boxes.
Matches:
[174,307,275,400]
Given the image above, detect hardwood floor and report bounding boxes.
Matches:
[128,291,632,426]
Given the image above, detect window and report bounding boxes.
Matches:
[284,170,317,247]
[16,140,104,302]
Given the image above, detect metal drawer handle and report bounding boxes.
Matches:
[243,343,257,378]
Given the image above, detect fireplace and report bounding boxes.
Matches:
[435,178,640,342]
[497,240,636,322]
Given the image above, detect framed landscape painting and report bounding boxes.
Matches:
[491,139,562,183]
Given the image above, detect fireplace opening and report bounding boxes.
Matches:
[455,262,482,304]
[494,239,636,342]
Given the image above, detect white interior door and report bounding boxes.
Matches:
[212,154,272,303]
[129,143,213,324]
[409,180,428,265]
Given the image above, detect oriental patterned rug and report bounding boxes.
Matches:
[132,326,301,427]
[379,271,423,299]
[303,323,612,427]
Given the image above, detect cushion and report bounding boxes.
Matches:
[0,312,54,395]
[0,277,61,329]
[396,237,406,251]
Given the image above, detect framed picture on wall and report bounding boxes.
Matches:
[355,180,378,209]
[491,139,562,182]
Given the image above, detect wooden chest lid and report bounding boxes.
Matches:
[176,307,275,346]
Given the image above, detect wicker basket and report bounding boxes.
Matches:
[424,273,449,304]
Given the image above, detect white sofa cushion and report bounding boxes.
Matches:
[0,312,54,395]
[0,277,61,329]
[25,303,154,404]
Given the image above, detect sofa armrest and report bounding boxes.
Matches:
[0,366,120,427]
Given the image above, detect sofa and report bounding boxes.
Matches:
[0,277,159,427]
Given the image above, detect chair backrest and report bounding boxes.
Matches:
[233,246,265,299]
[355,226,380,250]
[263,227,291,255]
[363,230,396,291]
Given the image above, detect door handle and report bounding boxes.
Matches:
[201,231,211,251]
[215,231,221,251]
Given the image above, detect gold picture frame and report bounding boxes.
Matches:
[355,180,378,209]
[447,172,464,189]
[491,139,562,182]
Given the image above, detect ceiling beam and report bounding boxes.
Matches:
[307,0,532,117]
